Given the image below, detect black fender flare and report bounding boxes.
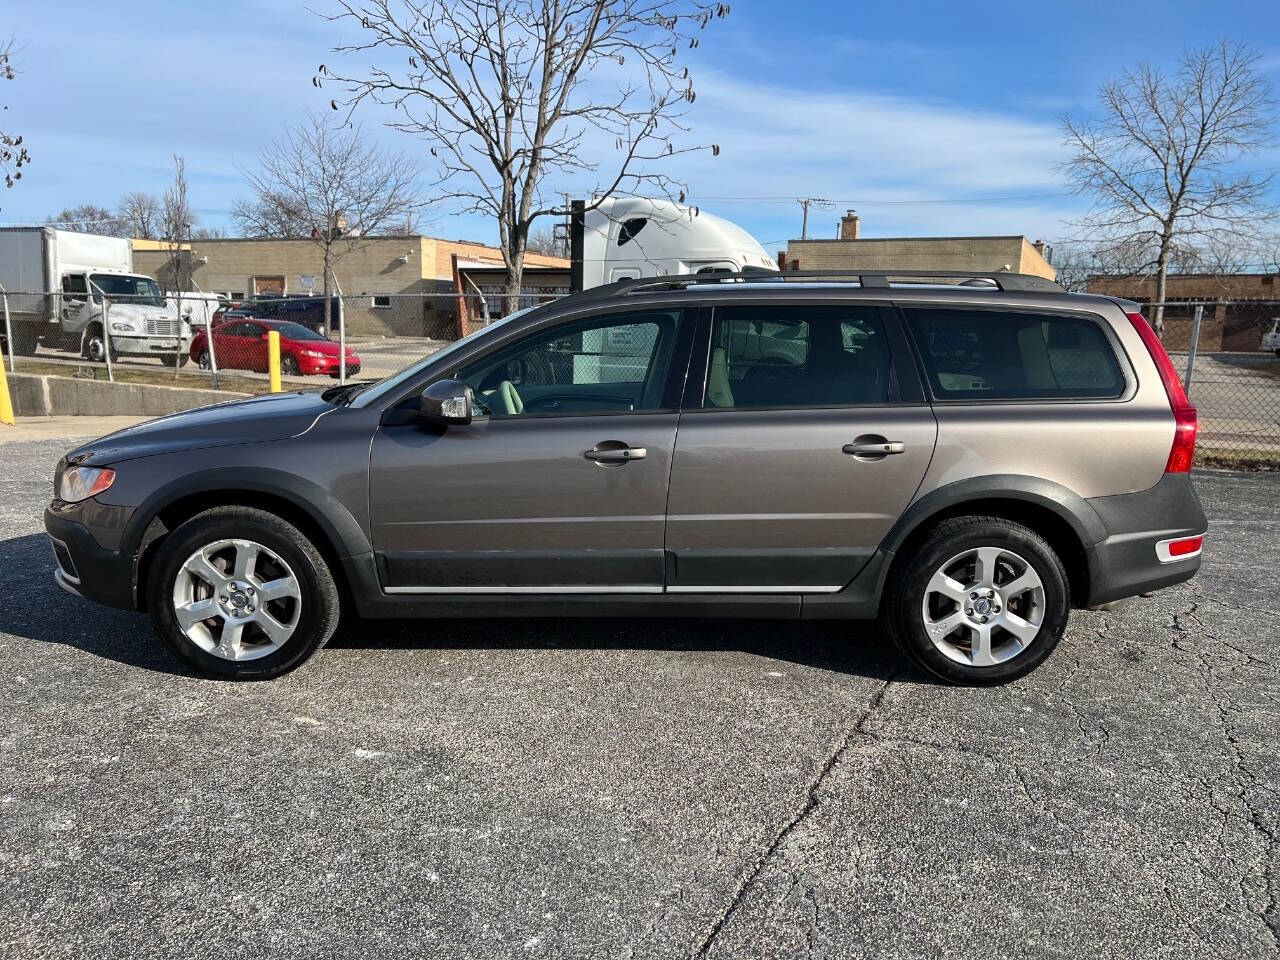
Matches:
[120,465,372,562]
[879,474,1108,556]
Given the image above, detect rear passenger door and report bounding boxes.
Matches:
[664,301,938,593]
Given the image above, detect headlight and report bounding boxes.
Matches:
[58,466,115,503]
[111,322,137,333]
[304,350,326,358]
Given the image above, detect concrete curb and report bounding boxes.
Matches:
[8,373,249,418]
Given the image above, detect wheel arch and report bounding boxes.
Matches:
[126,468,369,611]
[877,475,1106,609]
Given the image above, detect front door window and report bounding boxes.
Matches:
[458,310,682,417]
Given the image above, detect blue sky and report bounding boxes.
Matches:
[3,0,1279,254]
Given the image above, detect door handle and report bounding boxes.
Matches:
[584,445,647,463]
[842,440,906,457]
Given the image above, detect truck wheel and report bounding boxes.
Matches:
[146,507,341,679]
[884,516,1070,686]
[161,353,190,368]
[81,325,116,364]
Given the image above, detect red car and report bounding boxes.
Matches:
[191,319,361,378]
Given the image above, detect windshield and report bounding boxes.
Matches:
[271,321,328,342]
[90,274,165,307]
[352,306,538,408]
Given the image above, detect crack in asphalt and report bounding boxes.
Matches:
[1169,598,1279,951]
[688,677,895,959]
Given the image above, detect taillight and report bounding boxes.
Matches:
[1126,312,1197,472]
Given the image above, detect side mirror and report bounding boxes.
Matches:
[419,378,473,426]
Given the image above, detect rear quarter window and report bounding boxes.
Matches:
[902,307,1126,400]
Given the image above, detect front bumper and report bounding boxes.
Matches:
[1083,473,1207,607]
[111,335,192,357]
[44,508,137,611]
[299,354,361,376]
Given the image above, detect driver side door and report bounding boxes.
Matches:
[368,307,694,592]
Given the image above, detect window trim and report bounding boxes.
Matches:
[685,299,923,413]
[382,303,698,420]
[895,302,1136,405]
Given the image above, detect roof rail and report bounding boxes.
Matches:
[557,268,1064,307]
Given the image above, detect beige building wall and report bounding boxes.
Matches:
[783,235,1057,281]
[133,236,567,337]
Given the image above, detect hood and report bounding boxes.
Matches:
[66,391,335,466]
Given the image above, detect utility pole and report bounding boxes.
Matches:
[797,198,831,240]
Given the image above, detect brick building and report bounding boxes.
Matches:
[782,211,1056,281]
[132,236,566,338]
[1086,273,1280,351]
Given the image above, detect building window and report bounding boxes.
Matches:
[230,291,245,301]
[372,295,392,308]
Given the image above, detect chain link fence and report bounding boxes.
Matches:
[1,289,1277,467]
[1143,299,1280,468]
[0,289,555,393]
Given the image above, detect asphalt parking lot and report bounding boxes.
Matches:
[0,435,1276,960]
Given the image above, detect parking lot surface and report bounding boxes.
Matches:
[0,435,1276,959]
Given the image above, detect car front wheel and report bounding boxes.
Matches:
[147,507,340,679]
[885,516,1070,685]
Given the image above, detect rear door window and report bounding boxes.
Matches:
[902,307,1126,400]
[705,305,891,408]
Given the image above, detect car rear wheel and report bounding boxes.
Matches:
[196,349,212,369]
[885,516,1070,685]
[147,507,340,679]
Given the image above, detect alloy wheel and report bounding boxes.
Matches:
[920,546,1045,667]
[171,538,302,661]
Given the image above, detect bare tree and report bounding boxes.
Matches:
[526,224,567,258]
[118,191,162,239]
[193,225,228,240]
[47,203,126,235]
[160,156,196,374]
[316,0,729,310]
[1062,41,1276,334]
[1,39,29,195]
[234,113,420,333]
[160,156,195,292]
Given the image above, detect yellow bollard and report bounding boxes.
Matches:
[267,330,282,393]
[0,356,14,426]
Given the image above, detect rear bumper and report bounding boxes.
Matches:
[1083,473,1207,607]
[43,509,137,611]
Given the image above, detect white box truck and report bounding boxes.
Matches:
[0,227,192,365]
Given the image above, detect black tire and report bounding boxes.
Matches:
[884,516,1070,685]
[161,352,190,368]
[196,349,212,370]
[147,507,340,679]
[281,354,301,376]
[81,324,116,364]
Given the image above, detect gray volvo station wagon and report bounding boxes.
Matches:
[45,271,1206,684]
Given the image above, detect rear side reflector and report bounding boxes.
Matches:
[1126,312,1197,472]
[1156,535,1204,563]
